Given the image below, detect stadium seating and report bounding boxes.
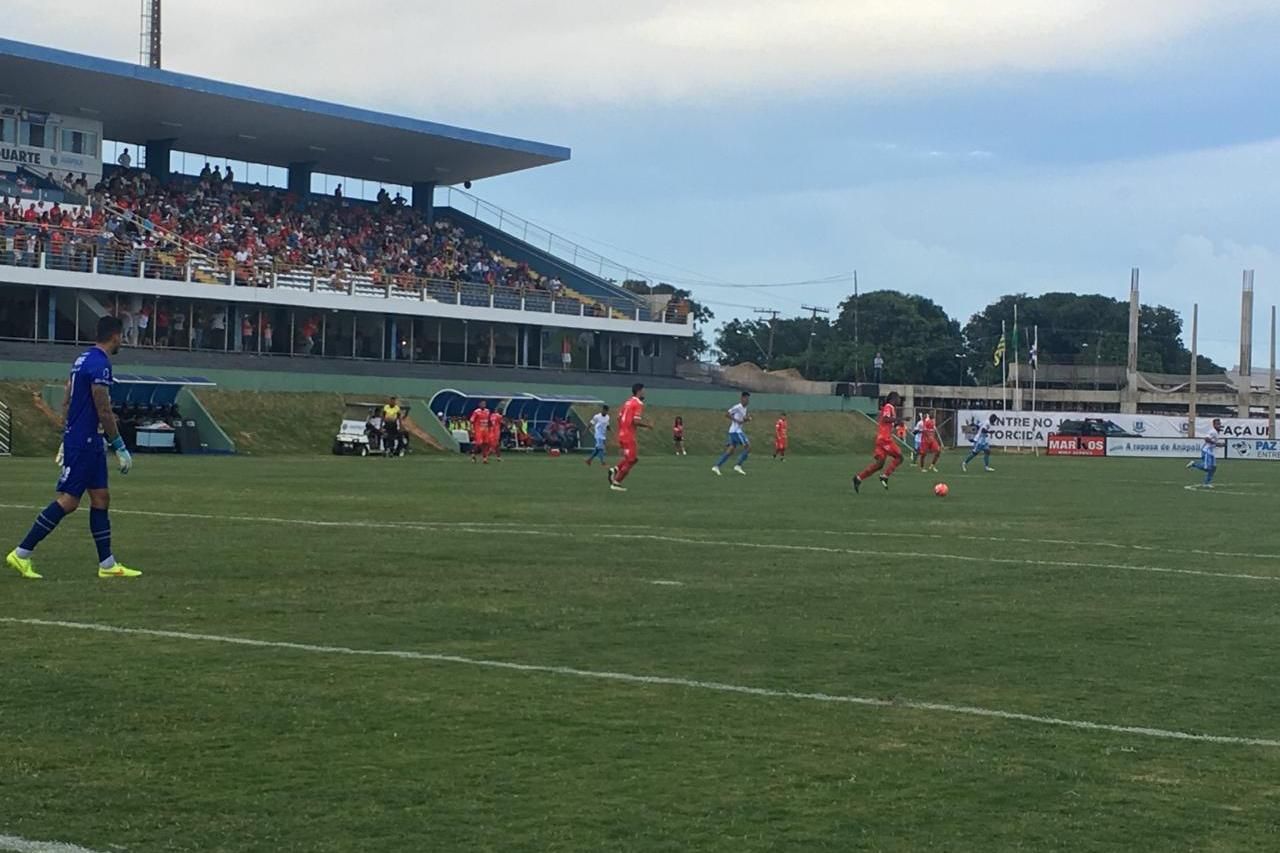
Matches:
[0,168,651,321]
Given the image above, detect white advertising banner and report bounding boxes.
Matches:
[1105,437,1203,458]
[1225,438,1280,461]
[957,411,1275,448]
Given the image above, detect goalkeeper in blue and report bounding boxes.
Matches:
[961,414,998,472]
[6,316,141,580]
[1186,419,1223,488]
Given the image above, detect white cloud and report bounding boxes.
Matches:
[4,0,1278,106]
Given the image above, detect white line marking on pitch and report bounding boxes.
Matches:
[1,505,1276,582]
[0,834,109,853]
[2,617,1276,749]
[648,580,684,586]
[3,503,1274,564]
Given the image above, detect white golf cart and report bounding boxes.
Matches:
[332,400,410,457]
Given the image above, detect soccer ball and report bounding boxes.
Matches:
[934,483,949,497]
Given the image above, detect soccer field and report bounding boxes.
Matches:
[3,451,1280,852]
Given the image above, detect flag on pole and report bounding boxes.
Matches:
[993,332,1006,366]
[1030,326,1039,371]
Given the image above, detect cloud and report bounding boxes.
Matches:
[5,1,1279,107]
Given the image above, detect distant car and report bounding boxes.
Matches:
[1055,418,1135,438]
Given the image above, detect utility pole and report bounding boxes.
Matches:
[853,270,860,347]
[753,308,781,367]
[801,304,830,378]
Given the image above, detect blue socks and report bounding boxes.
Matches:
[18,501,67,554]
[737,450,750,466]
[716,450,732,467]
[90,508,113,565]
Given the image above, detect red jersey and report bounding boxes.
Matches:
[673,421,684,439]
[877,403,897,443]
[775,419,788,440]
[922,416,937,440]
[470,408,490,436]
[618,396,644,443]
[487,411,504,433]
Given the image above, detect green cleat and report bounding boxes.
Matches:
[98,563,142,579]
[6,550,42,580]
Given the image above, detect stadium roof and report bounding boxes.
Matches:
[0,38,570,186]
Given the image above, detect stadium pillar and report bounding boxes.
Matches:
[412,182,436,225]
[1122,268,1140,414]
[145,139,175,182]
[288,162,315,197]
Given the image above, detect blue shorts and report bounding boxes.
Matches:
[728,432,749,447]
[56,444,108,498]
[1201,450,1217,470]
[973,440,990,453]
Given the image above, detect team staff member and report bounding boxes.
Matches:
[382,396,403,456]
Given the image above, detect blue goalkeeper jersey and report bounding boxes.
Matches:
[64,347,113,451]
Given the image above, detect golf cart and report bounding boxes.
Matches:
[332,400,411,456]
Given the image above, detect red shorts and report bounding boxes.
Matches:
[874,438,902,461]
[775,440,787,451]
[921,438,941,454]
[619,438,638,463]
[473,430,488,447]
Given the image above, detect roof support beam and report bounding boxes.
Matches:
[288,161,315,196]
[145,138,175,183]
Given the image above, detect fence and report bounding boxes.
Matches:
[0,399,11,456]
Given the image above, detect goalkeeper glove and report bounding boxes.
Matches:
[54,444,64,468]
[109,435,133,475]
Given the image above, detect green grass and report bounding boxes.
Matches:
[2,451,1280,851]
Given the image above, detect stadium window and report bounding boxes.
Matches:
[0,116,14,144]
[60,129,98,155]
[19,121,46,148]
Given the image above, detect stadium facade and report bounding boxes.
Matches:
[0,38,693,377]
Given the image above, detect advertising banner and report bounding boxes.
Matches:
[1046,434,1106,457]
[1225,438,1280,461]
[957,411,1274,448]
[1104,437,1202,458]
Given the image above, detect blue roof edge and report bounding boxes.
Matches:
[0,38,571,162]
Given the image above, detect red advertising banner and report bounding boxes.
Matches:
[1046,434,1105,457]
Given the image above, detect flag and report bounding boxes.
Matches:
[1029,326,1039,371]
[993,333,1006,366]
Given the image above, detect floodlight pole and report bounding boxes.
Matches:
[1270,304,1277,439]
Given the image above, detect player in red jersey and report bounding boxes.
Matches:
[853,391,904,492]
[773,412,789,460]
[672,416,686,456]
[608,382,652,492]
[917,411,941,472]
[487,404,504,462]
[469,401,490,463]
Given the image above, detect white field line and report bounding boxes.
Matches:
[3,616,1277,749]
[0,834,108,853]
[0,504,1276,583]
[3,503,1275,563]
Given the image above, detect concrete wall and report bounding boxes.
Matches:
[1,358,875,413]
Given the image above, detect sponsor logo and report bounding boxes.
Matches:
[1047,434,1105,457]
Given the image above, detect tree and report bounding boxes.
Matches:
[963,292,1222,382]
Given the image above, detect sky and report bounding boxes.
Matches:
[8,0,1280,367]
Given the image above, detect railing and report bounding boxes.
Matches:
[0,399,11,456]
[0,225,691,325]
[440,187,655,288]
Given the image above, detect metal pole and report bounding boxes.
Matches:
[800,304,829,378]
[1188,304,1198,439]
[1270,304,1277,439]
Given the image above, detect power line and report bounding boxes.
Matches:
[801,304,831,377]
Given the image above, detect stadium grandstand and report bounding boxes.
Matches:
[0,38,694,377]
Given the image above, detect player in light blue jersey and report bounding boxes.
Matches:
[713,391,752,476]
[961,414,998,472]
[7,316,141,580]
[1187,419,1223,487]
[585,404,610,466]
